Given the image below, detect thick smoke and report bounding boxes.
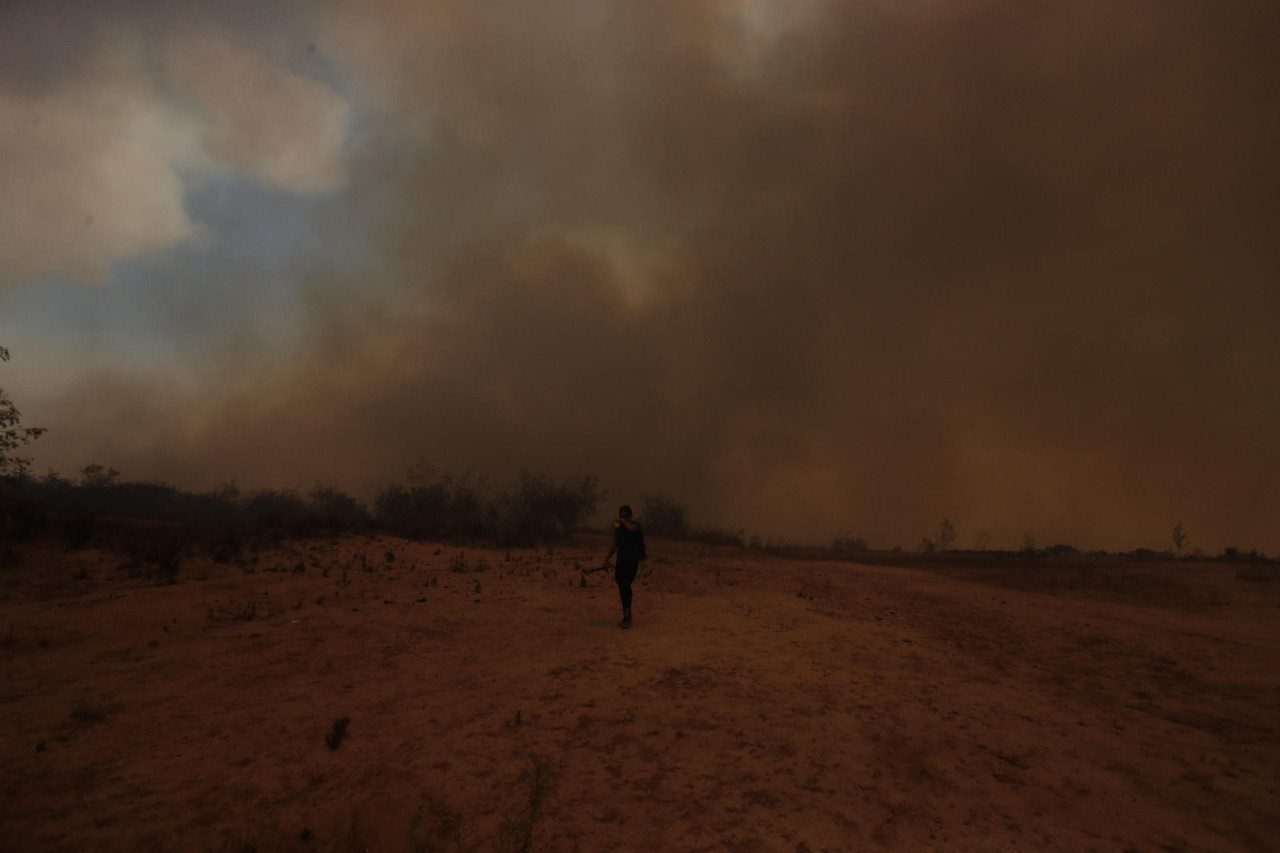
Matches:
[3,0,1278,550]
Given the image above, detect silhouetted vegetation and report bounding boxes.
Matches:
[325,717,350,750]
[374,467,488,542]
[0,345,45,480]
[0,468,371,569]
[640,494,688,537]
[738,527,1274,566]
[0,448,1272,566]
[2,460,608,556]
[918,519,957,553]
[747,535,873,561]
[678,525,746,548]
[374,465,603,546]
[636,493,743,548]
[831,533,870,552]
[936,518,956,552]
[496,755,554,853]
[497,471,604,545]
[1172,521,1189,555]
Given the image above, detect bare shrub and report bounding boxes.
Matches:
[1172,521,1189,555]
[376,466,602,546]
[936,518,957,552]
[634,493,742,548]
[306,484,370,533]
[496,755,554,853]
[325,717,350,750]
[243,488,309,531]
[375,466,490,541]
[640,494,688,538]
[495,472,603,546]
[831,532,869,552]
[683,525,745,548]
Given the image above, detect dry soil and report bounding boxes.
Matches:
[2,534,1278,852]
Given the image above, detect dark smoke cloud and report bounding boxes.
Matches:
[7,0,1279,551]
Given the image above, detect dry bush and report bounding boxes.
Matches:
[640,494,688,538]
[376,466,602,547]
[495,755,554,853]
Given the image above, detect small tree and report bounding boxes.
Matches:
[640,493,688,538]
[499,471,603,544]
[0,346,45,479]
[80,464,120,488]
[1172,522,1189,556]
[831,532,869,552]
[936,518,957,552]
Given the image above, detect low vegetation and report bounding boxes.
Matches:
[375,466,603,546]
[325,717,351,751]
[639,493,745,548]
[0,458,1270,569]
[0,462,606,567]
[495,755,555,853]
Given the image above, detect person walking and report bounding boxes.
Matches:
[603,504,644,628]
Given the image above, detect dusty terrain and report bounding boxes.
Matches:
[1,533,1278,852]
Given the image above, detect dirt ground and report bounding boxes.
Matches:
[2,533,1278,852]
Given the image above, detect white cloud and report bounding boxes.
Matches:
[162,29,350,194]
[0,24,350,291]
[0,64,198,287]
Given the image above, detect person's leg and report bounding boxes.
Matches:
[615,563,637,627]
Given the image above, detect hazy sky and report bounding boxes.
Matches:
[2,0,1277,551]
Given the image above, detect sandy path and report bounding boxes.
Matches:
[2,536,1277,852]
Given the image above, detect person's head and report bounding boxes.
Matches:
[618,505,632,519]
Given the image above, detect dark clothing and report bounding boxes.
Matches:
[615,562,638,610]
[613,522,643,613]
[614,522,644,565]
